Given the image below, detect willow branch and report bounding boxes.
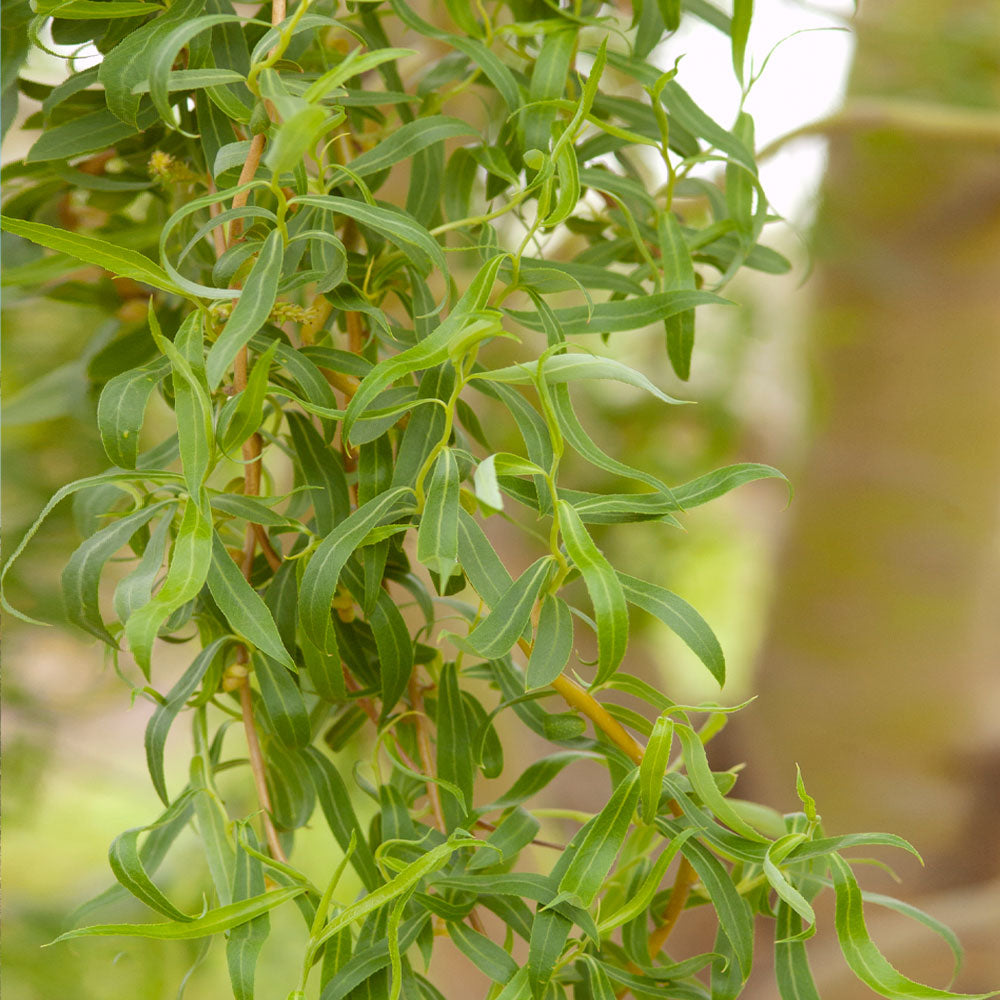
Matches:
[647,854,699,957]
[224,0,289,865]
[409,674,447,834]
[227,133,266,245]
[238,651,287,862]
[516,639,698,964]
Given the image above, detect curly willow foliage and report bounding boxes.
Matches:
[1,1,993,998]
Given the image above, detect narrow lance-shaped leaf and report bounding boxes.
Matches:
[579,955,617,1000]
[108,797,198,924]
[638,714,673,824]
[485,751,602,812]
[674,723,768,842]
[731,0,753,81]
[525,28,575,152]
[447,921,519,985]
[543,138,581,230]
[829,854,993,1000]
[528,908,573,998]
[286,411,350,535]
[114,511,175,625]
[97,356,171,468]
[672,462,790,509]
[468,807,540,871]
[303,45,417,101]
[619,572,725,686]
[299,488,414,653]
[318,915,432,1000]
[190,733,236,905]
[34,0,162,18]
[61,501,174,645]
[340,561,413,717]
[679,837,754,978]
[227,826,270,1000]
[0,215,185,296]
[206,229,284,389]
[311,835,486,951]
[763,833,815,929]
[775,901,822,1000]
[557,769,640,907]
[217,340,278,455]
[252,652,311,749]
[550,383,674,495]
[290,195,447,279]
[505,289,728,336]
[416,448,461,582]
[526,594,574,690]
[456,508,513,608]
[726,112,756,247]
[480,352,687,406]
[125,494,213,677]
[206,531,294,668]
[436,661,474,829]
[331,116,477,182]
[456,556,554,660]
[67,791,195,930]
[659,210,698,380]
[145,638,231,805]
[48,887,306,944]
[856,891,964,982]
[303,747,382,891]
[151,309,214,496]
[557,500,628,685]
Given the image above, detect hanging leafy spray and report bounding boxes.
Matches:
[3,0,993,998]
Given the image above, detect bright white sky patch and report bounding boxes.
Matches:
[662,0,856,224]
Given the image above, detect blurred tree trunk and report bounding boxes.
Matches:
[732,0,1000,897]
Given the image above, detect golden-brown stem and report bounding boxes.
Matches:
[549,673,645,765]
[475,819,564,851]
[647,856,698,958]
[515,639,698,964]
[228,133,266,245]
[207,178,227,259]
[223,0,292,870]
[239,651,288,862]
[346,309,366,354]
[343,669,380,726]
[319,367,360,398]
[252,522,282,571]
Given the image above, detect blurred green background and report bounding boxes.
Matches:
[3,1,999,997]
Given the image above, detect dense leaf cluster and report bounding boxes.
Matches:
[2,1,990,998]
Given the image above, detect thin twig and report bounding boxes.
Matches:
[228,133,266,245]
[346,309,366,354]
[239,651,287,862]
[647,855,698,958]
[516,639,700,967]
[228,0,287,865]
[252,523,282,571]
[475,819,564,851]
[409,673,447,834]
